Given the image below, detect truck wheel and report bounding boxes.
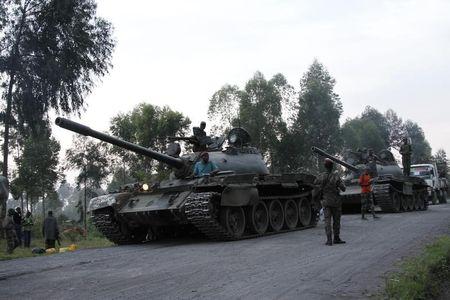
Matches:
[439,191,447,204]
[431,191,437,205]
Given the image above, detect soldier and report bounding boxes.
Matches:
[400,137,412,176]
[192,121,209,152]
[359,168,379,219]
[42,211,59,249]
[314,158,346,246]
[193,152,219,177]
[2,209,18,254]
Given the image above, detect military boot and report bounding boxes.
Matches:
[333,236,346,244]
[325,235,332,246]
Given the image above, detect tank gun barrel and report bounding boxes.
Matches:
[55,117,185,169]
[311,146,359,172]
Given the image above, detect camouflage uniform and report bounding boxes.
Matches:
[2,212,18,254]
[400,140,412,176]
[314,171,346,244]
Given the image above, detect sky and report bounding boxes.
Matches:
[53,0,450,162]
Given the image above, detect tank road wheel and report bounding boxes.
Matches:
[268,200,284,232]
[439,191,447,204]
[298,198,312,226]
[391,192,401,212]
[400,195,408,211]
[249,201,269,235]
[406,195,414,211]
[220,207,246,239]
[412,193,419,210]
[284,199,299,230]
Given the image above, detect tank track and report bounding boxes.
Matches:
[373,183,394,212]
[185,192,236,241]
[373,183,428,212]
[184,192,316,241]
[92,212,136,245]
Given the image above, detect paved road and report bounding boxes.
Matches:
[1,205,449,300]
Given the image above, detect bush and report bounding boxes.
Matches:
[386,236,450,299]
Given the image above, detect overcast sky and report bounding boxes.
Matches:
[53,0,450,157]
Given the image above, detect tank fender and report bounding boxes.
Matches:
[221,184,259,206]
[88,192,131,212]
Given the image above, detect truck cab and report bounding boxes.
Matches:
[410,163,447,204]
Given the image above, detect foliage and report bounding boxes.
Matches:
[0,0,115,221]
[208,84,242,135]
[432,149,448,178]
[386,235,450,300]
[291,59,343,171]
[403,120,432,164]
[65,135,109,189]
[109,103,191,181]
[12,128,61,214]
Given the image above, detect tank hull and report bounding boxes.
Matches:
[340,176,429,213]
[90,173,319,244]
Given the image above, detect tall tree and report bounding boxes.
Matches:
[432,149,448,178]
[403,120,432,164]
[293,59,343,171]
[14,128,61,216]
[0,0,114,221]
[0,0,115,178]
[208,72,294,171]
[109,103,191,181]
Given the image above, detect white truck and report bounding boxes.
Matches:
[410,163,448,204]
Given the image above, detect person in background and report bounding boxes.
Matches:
[42,211,59,249]
[3,209,19,254]
[359,168,379,220]
[13,207,23,247]
[23,211,34,248]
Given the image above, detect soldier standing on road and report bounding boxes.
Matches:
[2,209,19,254]
[42,211,59,249]
[400,137,412,176]
[359,168,379,220]
[314,159,346,246]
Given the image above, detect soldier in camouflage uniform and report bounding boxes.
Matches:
[2,208,18,254]
[400,137,412,176]
[314,159,346,246]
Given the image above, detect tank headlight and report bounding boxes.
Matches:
[142,183,149,191]
[229,134,237,144]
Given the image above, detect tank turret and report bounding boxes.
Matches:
[311,146,359,172]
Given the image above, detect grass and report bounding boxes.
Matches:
[0,235,114,261]
[385,235,450,300]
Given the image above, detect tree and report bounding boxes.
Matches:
[0,0,114,222]
[292,59,343,171]
[385,109,406,149]
[208,72,294,171]
[207,84,242,135]
[109,103,191,181]
[403,120,432,164]
[0,0,115,177]
[432,149,448,178]
[14,128,61,217]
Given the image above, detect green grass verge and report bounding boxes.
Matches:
[0,235,114,261]
[386,235,450,300]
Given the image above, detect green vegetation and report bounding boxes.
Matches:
[386,235,450,299]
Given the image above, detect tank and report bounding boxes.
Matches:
[311,146,429,213]
[56,117,319,243]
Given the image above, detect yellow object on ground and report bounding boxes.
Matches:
[68,244,77,251]
[59,247,69,253]
[45,248,57,254]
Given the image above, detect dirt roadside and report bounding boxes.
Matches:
[0,205,449,300]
